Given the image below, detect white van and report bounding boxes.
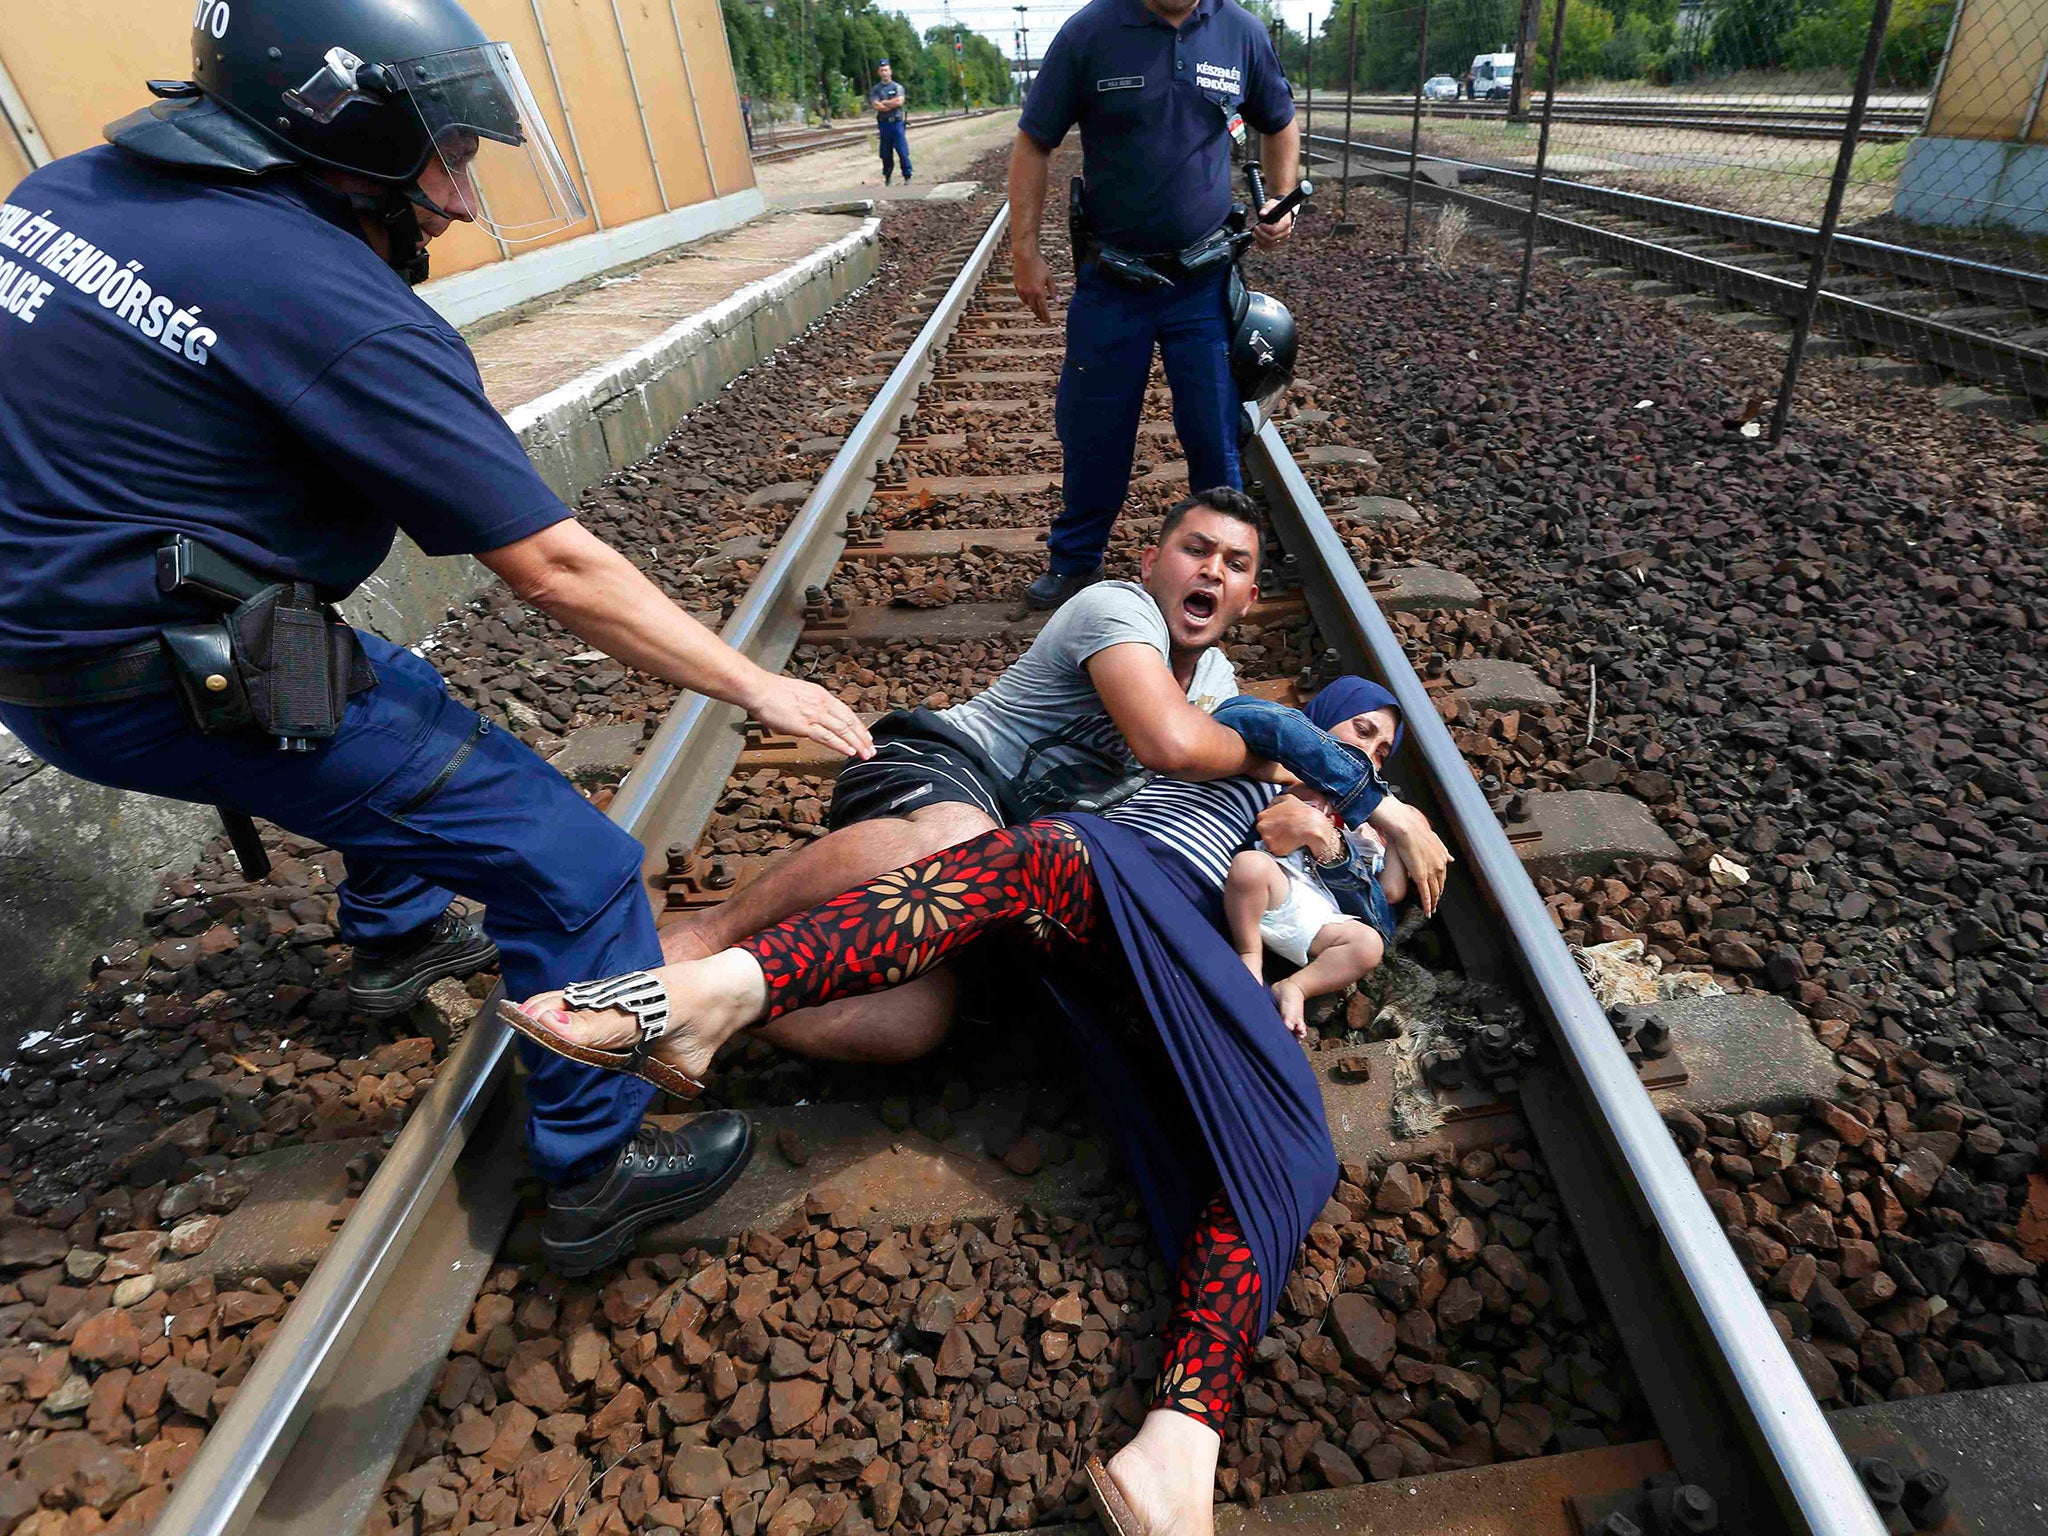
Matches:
[1467,52,1515,101]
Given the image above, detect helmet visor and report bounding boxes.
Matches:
[396,43,586,243]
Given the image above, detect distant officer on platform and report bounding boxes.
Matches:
[1009,0,1299,609]
[871,59,913,185]
[0,0,872,1273]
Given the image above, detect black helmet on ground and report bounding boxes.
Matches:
[104,0,586,283]
[1229,288,1298,412]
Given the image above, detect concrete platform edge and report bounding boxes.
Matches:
[505,215,883,519]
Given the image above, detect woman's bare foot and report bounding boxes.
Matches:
[1105,1411,1220,1536]
[1271,979,1309,1041]
[512,950,768,1083]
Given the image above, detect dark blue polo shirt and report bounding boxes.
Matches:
[1020,0,1293,253]
[871,82,906,123]
[0,145,571,667]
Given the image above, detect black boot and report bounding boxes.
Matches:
[544,1114,754,1275]
[1024,565,1104,611]
[346,907,498,1017]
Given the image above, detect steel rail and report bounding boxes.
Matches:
[151,202,1013,1536]
[1309,130,2048,312]
[1308,133,2048,397]
[751,108,1003,164]
[1243,409,1886,1536]
[610,200,1011,851]
[1325,99,1919,140]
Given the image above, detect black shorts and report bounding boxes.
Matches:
[827,708,1015,830]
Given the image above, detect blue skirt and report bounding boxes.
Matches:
[1043,815,1340,1336]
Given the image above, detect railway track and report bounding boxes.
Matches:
[751,111,1002,165]
[144,201,1939,1536]
[1307,131,2048,405]
[1302,95,1925,142]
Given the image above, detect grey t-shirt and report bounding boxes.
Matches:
[870,82,906,122]
[937,580,1238,818]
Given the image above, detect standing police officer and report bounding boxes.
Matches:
[870,59,912,186]
[0,0,872,1275]
[1009,0,1299,609]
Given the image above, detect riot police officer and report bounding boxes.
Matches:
[0,0,872,1275]
[1009,0,1300,609]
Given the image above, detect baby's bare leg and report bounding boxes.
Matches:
[1224,851,1288,979]
[1271,922,1385,1040]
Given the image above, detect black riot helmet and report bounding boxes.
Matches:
[1229,288,1298,412]
[106,0,586,281]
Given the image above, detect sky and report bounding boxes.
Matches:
[885,0,1339,67]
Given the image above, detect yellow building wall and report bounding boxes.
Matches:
[0,0,755,278]
[0,131,29,194]
[1927,0,2048,144]
[677,0,754,194]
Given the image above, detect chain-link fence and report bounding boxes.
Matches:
[1293,0,2047,433]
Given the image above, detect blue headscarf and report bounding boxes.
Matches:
[1305,674,1404,755]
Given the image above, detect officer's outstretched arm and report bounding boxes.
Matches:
[480,520,875,761]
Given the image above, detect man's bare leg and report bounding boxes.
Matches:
[753,972,955,1063]
[661,801,999,963]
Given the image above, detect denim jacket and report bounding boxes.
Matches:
[1211,694,1389,827]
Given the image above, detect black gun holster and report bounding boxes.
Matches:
[158,541,372,747]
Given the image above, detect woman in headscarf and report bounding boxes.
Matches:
[503,678,1420,1536]
[1222,679,1412,1037]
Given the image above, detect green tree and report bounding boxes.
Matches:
[717,0,1012,116]
[1780,0,1955,84]
[1534,0,1616,82]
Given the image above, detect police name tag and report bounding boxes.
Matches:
[1096,75,1144,91]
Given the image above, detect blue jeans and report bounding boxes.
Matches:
[1212,695,1388,826]
[0,632,656,1186]
[1049,262,1241,575]
[879,119,911,178]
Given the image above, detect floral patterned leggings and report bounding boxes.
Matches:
[737,820,1264,1432]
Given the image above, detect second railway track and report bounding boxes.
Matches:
[1307,131,2048,407]
[147,198,1952,1536]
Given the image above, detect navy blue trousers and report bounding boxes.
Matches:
[878,119,912,179]
[1048,262,1242,575]
[1,632,656,1186]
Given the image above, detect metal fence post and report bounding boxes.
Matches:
[1402,0,1431,254]
[1515,0,1568,312]
[1337,1,1360,231]
[1304,8,1313,146]
[1767,0,1894,444]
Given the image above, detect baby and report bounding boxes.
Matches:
[1223,678,1409,1038]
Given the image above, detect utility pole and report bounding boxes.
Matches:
[1014,4,1032,94]
[1507,0,1540,120]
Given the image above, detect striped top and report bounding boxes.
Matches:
[1103,777,1283,890]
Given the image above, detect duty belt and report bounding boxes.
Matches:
[0,639,175,708]
[1079,226,1238,291]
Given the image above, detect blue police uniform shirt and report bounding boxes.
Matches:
[0,146,573,668]
[870,81,906,122]
[1019,0,1293,254]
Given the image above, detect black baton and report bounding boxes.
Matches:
[218,808,272,882]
